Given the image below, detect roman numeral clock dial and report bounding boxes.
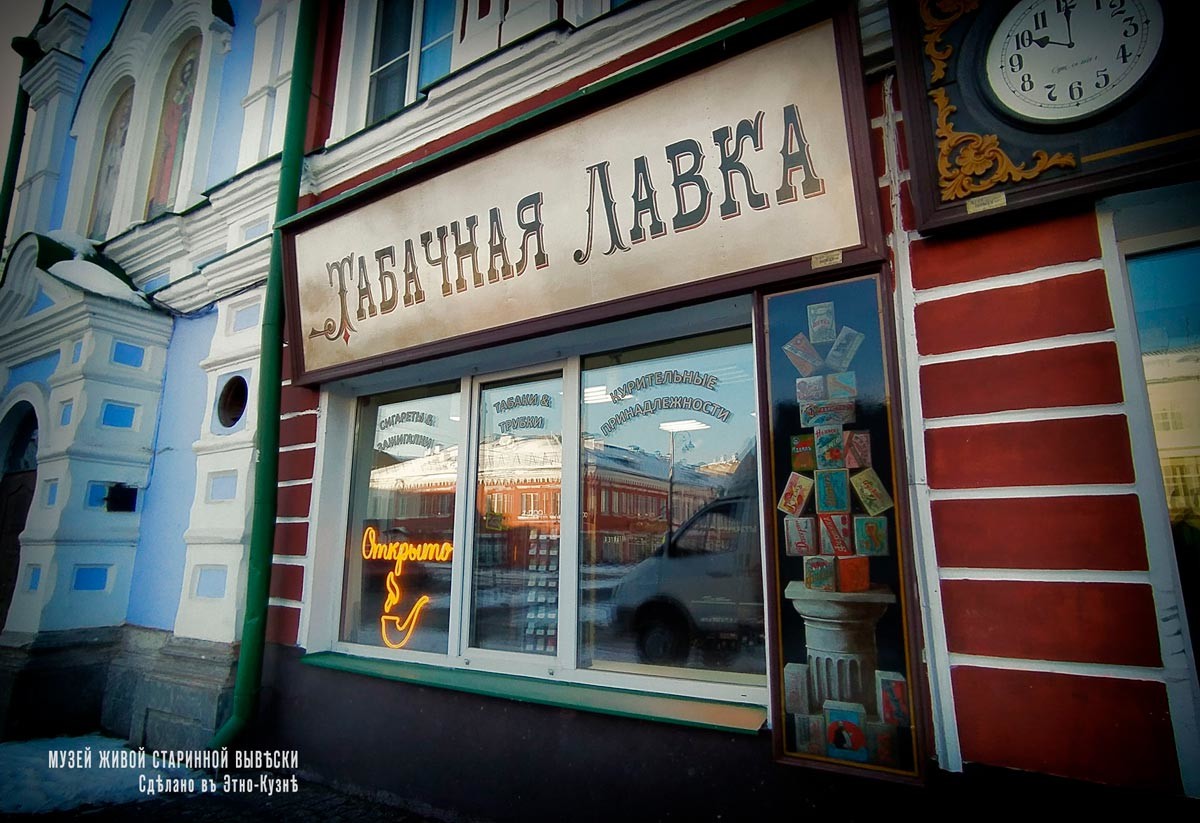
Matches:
[985,0,1164,123]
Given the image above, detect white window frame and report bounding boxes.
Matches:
[1099,194,1200,794]
[311,297,769,706]
[330,0,459,140]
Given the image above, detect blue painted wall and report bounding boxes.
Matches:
[2,352,60,396]
[125,310,216,629]
[207,0,260,189]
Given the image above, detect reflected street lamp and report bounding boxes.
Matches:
[659,420,709,543]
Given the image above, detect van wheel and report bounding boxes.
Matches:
[637,611,689,665]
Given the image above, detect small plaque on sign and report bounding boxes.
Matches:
[811,249,843,268]
[965,192,1006,214]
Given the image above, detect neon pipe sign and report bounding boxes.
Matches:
[361,526,454,649]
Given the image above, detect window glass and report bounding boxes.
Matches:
[417,0,454,90]
[578,330,764,679]
[341,383,460,653]
[1128,244,1200,649]
[369,0,454,125]
[373,0,413,66]
[470,373,563,655]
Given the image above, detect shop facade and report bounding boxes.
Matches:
[0,0,1197,817]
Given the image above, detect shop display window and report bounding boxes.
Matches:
[341,382,461,654]
[470,372,563,655]
[336,321,768,696]
[578,330,765,682]
[761,275,920,775]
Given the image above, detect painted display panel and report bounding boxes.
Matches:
[291,21,859,378]
[470,373,563,655]
[341,384,461,653]
[577,330,765,681]
[762,275,919,775]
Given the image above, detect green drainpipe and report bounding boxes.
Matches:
[0,36,46,257]
[212,0,319,750]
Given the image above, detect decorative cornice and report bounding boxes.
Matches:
[21,49,84,108]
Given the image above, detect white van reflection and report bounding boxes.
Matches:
[610,494,763,668]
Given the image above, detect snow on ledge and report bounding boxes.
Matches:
[48,259,148,307]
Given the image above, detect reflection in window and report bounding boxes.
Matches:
[146,36,200,219]
[88,86,133,240]
[470,373,563,655]
[341,384,460,654]
[368,0,454,126]
[578,330,764,680]
[1129,244,1200,656]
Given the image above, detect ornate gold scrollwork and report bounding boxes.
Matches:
[930,88,1076,201]
[919,0,979,83]
[917,0,1077,202]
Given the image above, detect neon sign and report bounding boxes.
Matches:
[361,526,454,649]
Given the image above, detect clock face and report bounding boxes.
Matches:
[985,0,1164,123]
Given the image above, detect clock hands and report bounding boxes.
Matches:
[1036,0,1076,48]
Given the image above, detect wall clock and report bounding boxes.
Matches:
[984,0,1164,124]
[891,0,1199,231]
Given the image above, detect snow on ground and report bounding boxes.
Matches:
[0,734,202,814]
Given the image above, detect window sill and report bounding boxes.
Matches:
[300,652,767,735]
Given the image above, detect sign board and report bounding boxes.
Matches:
[287,19,863,381]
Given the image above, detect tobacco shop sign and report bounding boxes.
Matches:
[288,20,861,380]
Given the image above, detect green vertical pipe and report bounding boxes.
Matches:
[0,37,46,256]
[212,0,320,750]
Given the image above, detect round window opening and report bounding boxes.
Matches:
[218,376,248,428]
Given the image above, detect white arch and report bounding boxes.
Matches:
[64,0,233,239]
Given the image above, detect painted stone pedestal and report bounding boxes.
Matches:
[783,583,895,714]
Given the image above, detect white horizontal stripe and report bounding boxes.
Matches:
[277,478,312,488]
[267,596,303,608]
[278,443,315,453]
[948,653,1165,682]
[912,260,1103,304]
[926,484,1134,500]
[270,558,307,568]
[923,404,1126,428]
[939,568,1149,584]
[917,331,1116,365]
[275,516,310,524]
[280,410,317,420]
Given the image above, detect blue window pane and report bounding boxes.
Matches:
[421,0,454,43]
[196,566,227,598]
[60,401,73,427]
[86,482,108,507]
[418,37,452,90]
[101,402,136,428]
[73,566,109,591]
[46,480,58,506]
[72,340,83,362]
[209,473,238,501]
[112,341,145,368]
[28,566,41,591]
[232,304,261,332]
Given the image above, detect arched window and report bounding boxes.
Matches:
[145,36,201,219]
[87,86,133,240]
